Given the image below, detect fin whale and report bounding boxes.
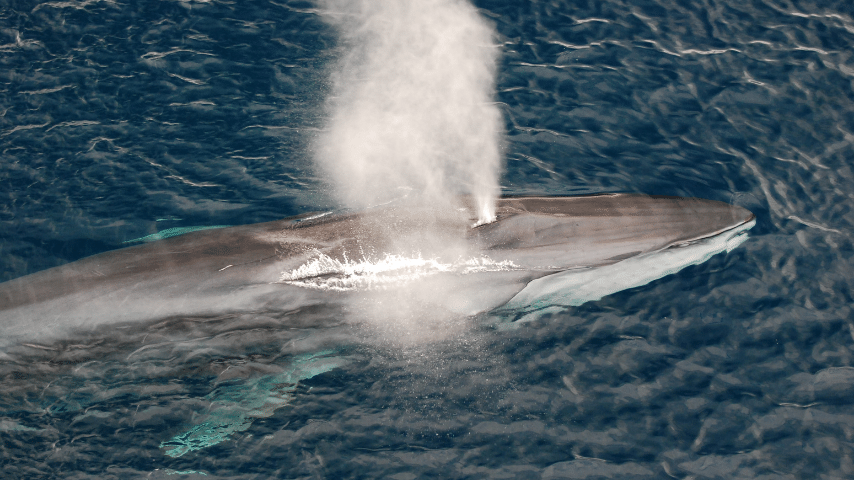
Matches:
[0,194,754,347]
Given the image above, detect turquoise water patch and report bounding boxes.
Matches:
[123,226,230,244]
[0,419,41,432]
[160,350,347,458]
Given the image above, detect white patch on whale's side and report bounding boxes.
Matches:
[279,251,522,291]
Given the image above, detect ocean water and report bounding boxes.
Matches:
[1,0,853,478]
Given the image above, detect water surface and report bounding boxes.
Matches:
[1,0,853,478]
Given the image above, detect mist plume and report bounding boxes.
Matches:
[315,0,503,225]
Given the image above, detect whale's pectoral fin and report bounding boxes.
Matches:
[160,350,347,458]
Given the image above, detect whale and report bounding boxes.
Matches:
[0,194,754,349]
[0,192,755,458]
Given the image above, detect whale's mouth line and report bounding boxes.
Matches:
[665,214,756,249]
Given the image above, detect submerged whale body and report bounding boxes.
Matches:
[0,194,754,347]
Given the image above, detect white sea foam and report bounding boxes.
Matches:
[279,251,520,291]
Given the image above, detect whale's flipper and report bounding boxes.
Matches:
[160,350,348,458]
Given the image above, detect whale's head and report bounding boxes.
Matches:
[469,194,754,269]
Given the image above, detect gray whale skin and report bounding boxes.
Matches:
[0,194,754,347]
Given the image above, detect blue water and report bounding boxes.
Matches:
[2,0,853,478]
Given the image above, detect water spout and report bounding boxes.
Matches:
[315,0,503,225]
